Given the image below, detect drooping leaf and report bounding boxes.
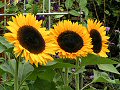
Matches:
[98,64,120,75]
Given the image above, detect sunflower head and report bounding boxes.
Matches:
[4,14,55,67]
[50,20,93,59]
[87,19,110,57]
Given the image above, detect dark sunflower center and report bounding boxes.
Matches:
[17,25,45,54]
[90,29,102,53]
[57,31,83,53]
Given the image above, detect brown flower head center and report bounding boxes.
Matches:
[90,29,102,53]
[17,25,45,54]
[57,31,83,53]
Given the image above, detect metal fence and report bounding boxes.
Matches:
[0,0,68,29]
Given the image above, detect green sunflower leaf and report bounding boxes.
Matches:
[27,66,55,81]
[98,64,120,75]
[49,62,76,68]
[18,61,34,85]
[80,54,119,66]
[92,70,120,84]
[28,78,56,90]
[38,69,55,81]
[0,59,15,76]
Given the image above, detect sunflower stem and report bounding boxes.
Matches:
[76,58,80,90]
[65,68,69,86]
[14,58,19,90]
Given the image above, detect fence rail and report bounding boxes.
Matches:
[0,0,68,29]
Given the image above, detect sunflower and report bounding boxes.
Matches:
[50,20,93,59]
[87,19,110,57]
[4,14,55,66]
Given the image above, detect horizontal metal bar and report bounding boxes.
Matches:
[0,12,68,16]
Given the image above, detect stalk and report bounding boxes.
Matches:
[65,68,69,86]
[14,59,19,90]
[75,59,80,90]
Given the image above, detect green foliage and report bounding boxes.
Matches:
[6,6,18,13]
[54,15,64,19]
[28,78,56,90]
[76,0,87,8]
[96,0,102,6]
[98,64,120,74]
[69,10,80,16]
[0,59,15,76]
[92,70,120,84]
[0,84,13,90]
[38,69,55,81]
[0,36,13,53]
[28,67,55,81]
[44,0,49,11]
[81,54,119,66]
[57,85,73,90]
[65,0,73,9]
[0,1,4,8]
[18,61,34,86]
[0,43,6,53]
